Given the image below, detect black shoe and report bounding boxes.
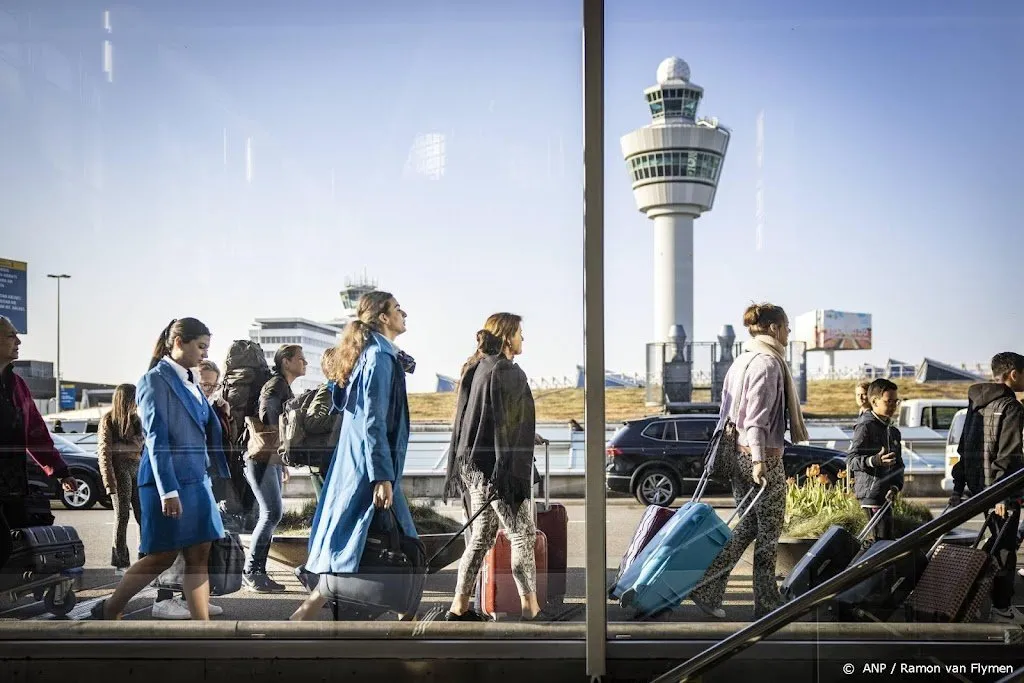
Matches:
[443,608,490,622]
[89,599,110,620]
[243,572,286,593]
[294,565,319,592]
[521,604,584,622]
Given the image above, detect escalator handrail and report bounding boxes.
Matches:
[650,465,1024,683]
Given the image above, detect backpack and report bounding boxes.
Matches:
[218,340,273,445]
[278,388,319,467]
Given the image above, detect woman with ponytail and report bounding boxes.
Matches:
[92,317,231,621]
[290,291,415,620]
[439,313,557,622]
[242,343,307,592]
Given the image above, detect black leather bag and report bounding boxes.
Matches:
[318,508,427,618]
[153,531,245,596]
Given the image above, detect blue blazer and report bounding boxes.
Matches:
[137,360,230,497]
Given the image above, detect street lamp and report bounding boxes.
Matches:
[47,274,71,413]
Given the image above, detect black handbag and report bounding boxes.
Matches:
[318,508,427,617]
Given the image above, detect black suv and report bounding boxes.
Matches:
[606,415,847,506]
[27,433,112,510]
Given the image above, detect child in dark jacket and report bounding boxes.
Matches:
[847,378,904,540]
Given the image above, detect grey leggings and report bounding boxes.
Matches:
[454,482,537,599]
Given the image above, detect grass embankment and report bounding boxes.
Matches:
[407,380,977,423]
[276,499,462,536]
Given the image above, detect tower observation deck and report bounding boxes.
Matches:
[621,57,730,344]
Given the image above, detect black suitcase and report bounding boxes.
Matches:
[830,539,928,622]
[318,508,426,619]
[4,526,86,579]
[153,532,245,596]
[781,501,893,602]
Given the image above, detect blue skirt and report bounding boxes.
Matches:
[138,477,225,554]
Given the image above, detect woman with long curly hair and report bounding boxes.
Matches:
[290,291,414,620]
[97,383,145,573]
[439,313,558,622]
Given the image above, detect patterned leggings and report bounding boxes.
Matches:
[454,481,537,599]
[110,455,142,568]
[689,448,786,618]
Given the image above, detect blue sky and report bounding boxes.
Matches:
[1,0,1022,393]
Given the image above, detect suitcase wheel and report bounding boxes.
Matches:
[43,587,76,617]
[32,588,45,602]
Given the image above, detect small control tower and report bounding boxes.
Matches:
[330,273,378,327]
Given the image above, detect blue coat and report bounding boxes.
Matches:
[136,359,231,553]
[305,332,415,574]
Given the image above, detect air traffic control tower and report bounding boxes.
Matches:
[622,57,731,404]
[622,57,730,348]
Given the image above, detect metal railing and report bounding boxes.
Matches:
[650,464,1024,683]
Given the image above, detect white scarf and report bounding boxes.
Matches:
[745,334,809,443]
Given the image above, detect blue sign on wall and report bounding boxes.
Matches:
[60,386,76,410]
[0,259,28,333]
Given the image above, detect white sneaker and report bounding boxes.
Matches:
[152,597,191,620]
[990,606,1024,625]
[152,596,224,619]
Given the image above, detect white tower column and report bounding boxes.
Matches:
[652,214,694,342]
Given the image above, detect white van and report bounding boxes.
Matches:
[897,399,968,437]
[940,408,969,492]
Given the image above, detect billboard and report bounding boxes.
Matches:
[793,309,872,351]
[60,385,77,410]
[0,258,27,333]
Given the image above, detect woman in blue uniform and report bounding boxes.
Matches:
[92,317,230,620]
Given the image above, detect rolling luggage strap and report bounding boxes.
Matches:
[429,490,499,571]
[692,465,768,526]
[858,499,895,544]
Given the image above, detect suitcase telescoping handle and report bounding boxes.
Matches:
[723,480,768,526]
[973,509,1014,555]
[924,502,1014,559]
[426,489,499,573]
[691,466,714,504]
[544,442,550,509]
[856,498,895,543]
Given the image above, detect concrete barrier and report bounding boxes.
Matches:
[284,469,949,500]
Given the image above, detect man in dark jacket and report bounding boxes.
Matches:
[847,378,904,540]
[0,316,77,569]
[950,351,1024,624]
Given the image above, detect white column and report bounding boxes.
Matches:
[652,213,694,342]
[823,350,835,377]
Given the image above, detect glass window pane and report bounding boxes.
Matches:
[7,0,585,643]
[609,9,1013,670]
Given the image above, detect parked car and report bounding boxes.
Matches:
[896,399,967,439]
[27,433,112,510]
[940,408,968,493]
[605,414,848,506]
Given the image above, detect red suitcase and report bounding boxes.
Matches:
[477,443,558,617]
[479,528,549,616]
[535,444,568,604]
